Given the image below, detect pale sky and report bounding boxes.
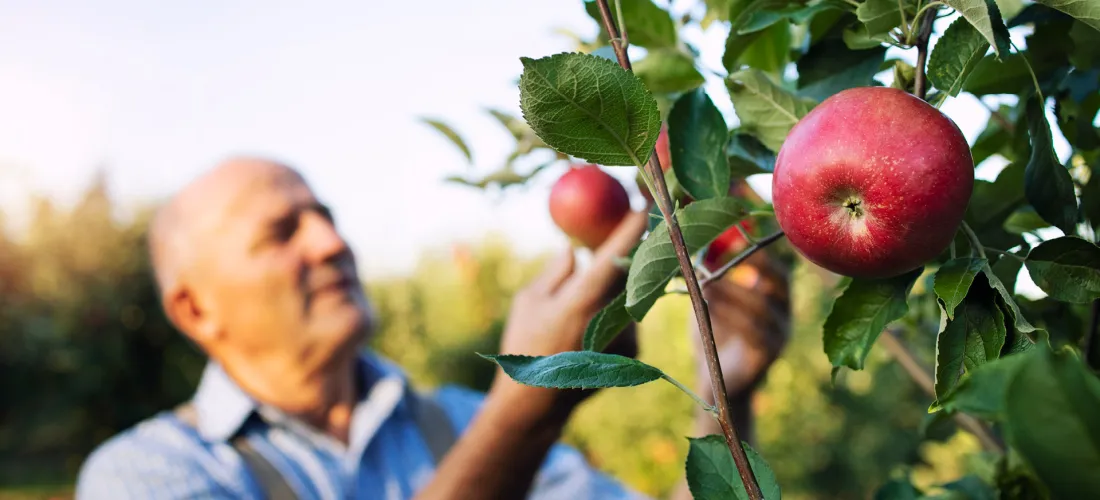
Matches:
[0,0,1068,290]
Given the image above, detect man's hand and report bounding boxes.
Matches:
[493,210,648,418]
[691,250,790,435]
[414,210,648,500]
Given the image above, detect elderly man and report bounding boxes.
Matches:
[75,157,788,499]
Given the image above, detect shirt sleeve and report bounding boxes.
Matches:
[74,419,244,500]
[432,384,652,500]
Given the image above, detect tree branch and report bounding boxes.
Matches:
[700,231,785,288]
[913,7,936,100]
[879,329,1005,454]
[593,1,764,497]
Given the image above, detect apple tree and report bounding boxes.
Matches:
[425,0,1100,497]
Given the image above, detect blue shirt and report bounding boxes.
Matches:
[75,350,646,500]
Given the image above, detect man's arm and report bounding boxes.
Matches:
[414,211,649,500]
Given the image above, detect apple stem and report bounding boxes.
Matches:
[700,231,786,288]
[593,1,765,498]
[912,5,936,100]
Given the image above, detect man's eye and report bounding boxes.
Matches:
[272,216,299,241]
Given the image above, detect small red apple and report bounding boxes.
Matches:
[703,219,755,272]
[550,164,631,249]
[655,123,672,173]
[772,87,974,279]
[639,124,673,203]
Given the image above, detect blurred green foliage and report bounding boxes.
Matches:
[1,176,984,499]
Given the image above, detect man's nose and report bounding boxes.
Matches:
[300,212,351,263]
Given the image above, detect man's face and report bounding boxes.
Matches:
[192,166,371,364]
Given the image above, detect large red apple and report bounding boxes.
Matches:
[771,87,973,279]
[550,164,631,249]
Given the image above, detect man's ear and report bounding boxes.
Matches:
[163,285,220,344]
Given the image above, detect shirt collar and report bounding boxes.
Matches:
[189,349,411,443]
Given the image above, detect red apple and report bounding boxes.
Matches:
[703,219,755,272]
[655,123,671,173]
[550,164,631,249]
[639,124,673,202]
[771,87,974,279]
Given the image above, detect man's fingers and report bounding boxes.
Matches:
[530,247,576,295]
[562,210,648,310]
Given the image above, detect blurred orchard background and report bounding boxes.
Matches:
[0,0,1072,499]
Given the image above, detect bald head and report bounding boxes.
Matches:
[150,154,371,384]
[149,157,304,296]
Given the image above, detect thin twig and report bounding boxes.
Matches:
[593,1,764,497]
[662,374,718,417]
[960,221,987,260]
[879,330,1006,454]
[700,231,786,288]
[1011,40,1045,103]
[983,246,1023,260]
[913,6,936,100]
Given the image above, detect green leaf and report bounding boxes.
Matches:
[823,268,923,371]
[626,197,748,319]
[797,38,888,101]
[857,0,904,35]
[963,53,1033,96]
[420,118,473,164]
[1082,153,1100,229]
[933,274,1007,400]
[685,435,782,500]
[939,475,996,500]
[934,257,988,320]
[928,17,991,97]
[634,49,707,94]
[1071,20,1100,69]
[583,0,678,49]
[740,2,845,33]
[1023,97,1078,235]
[1004,344,1100,497]
[1003,206,1051,234]
[479,351,662,389]
[842,23,895,49]
[727,132,776,178]
[1032,0,1100,31]
[669,89,731,201]
[518,52,661,167]
[943,0,1012,57]
[723,0,791,72]
[982,262,1039,335]
[891,59,917,93]
[727,69,817,152]
[1056,89,1100,151]
[991,252,1024,295]
[583,293,633,352]
[1024,236,1100,303]
[741,20,793,75]
[936,346,1030,419]
[872,477,922,499]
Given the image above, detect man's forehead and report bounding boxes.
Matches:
[183,158,315,229]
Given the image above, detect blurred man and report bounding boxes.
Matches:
[75,157,787,499]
